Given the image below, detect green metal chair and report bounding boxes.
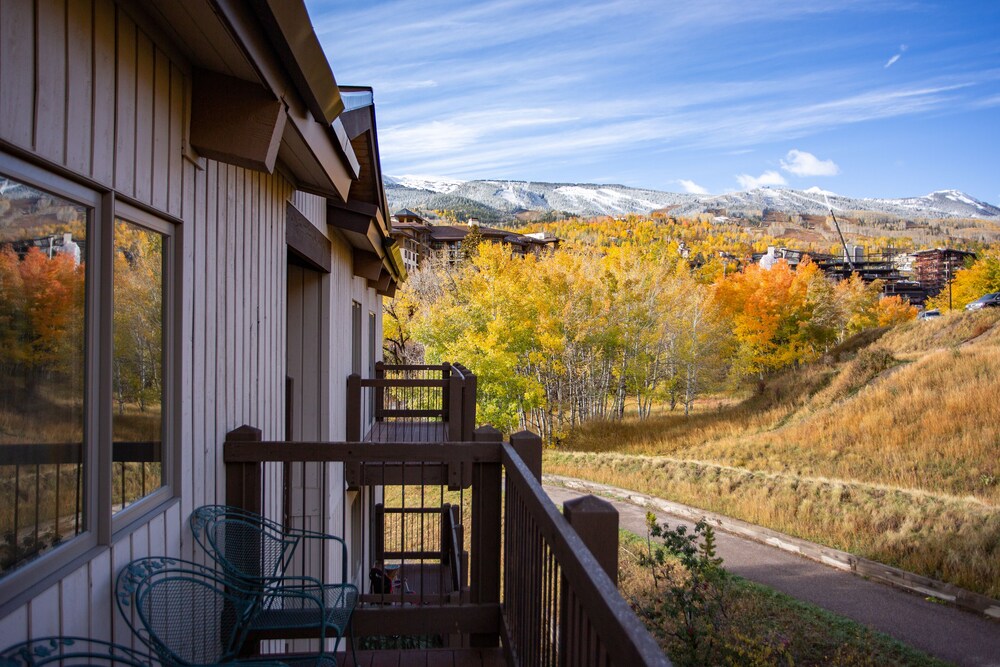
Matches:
[115,557,326,667]
[0,637,154,667]
[189,507,357,665]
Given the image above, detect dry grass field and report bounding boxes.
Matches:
[546,309,1000,598]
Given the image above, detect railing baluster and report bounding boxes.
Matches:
[33,463,40,553]
[74,459,81,534]
[14,465,21,558]
[54,463,61,541]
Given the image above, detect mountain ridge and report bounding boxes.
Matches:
[384,175,1000,223]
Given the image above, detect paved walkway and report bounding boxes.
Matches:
[545,482,1000,667]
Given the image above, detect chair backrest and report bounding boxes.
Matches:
[190,506,298,583]
[116,557,254,666]
[0,637,153,667]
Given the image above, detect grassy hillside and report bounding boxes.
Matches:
[545,308,1000,597]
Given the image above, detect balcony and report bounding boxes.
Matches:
[224,363,670,666]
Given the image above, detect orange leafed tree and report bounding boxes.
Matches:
[713,259,822,379]
[0,247,85,395]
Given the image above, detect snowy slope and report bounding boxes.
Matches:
[384,177,1000,221]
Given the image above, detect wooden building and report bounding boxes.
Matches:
[0,0,401,642]
[390,211,559,272]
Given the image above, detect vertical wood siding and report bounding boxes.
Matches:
[0,0,382,643]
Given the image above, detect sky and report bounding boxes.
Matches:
[305,0,1000,203]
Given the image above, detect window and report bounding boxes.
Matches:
[112,215,168,513]
[368,311,376,377]
[0,169,90,577]
[351,301,361,376]
[0,153,176,604]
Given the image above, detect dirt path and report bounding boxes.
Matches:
[545,482,1000,667]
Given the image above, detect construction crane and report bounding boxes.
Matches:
[825,194,855,271]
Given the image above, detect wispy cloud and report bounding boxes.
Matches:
[736,171,787,189]
[678,179,710,194]
[308,0,1000,197]
[780,149,840,176]
[885,44,908,68]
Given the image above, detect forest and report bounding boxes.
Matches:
[385,215,1000,441]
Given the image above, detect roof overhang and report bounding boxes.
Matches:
[329,200,406,293]
[249,0,345,124]
[145,0,360,200]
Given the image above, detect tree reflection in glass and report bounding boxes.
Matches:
[112,219,164,512]
[0,174,87,574]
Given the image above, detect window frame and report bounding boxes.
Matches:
[0,152,180,613]
[108,201,178,537]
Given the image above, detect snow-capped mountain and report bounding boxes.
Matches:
[384,177,1000,222]
[384,175,465,194]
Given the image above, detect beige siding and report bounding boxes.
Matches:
[290,190,328,229]
[0,0,382,640]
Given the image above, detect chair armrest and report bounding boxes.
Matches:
[285,530,350,581]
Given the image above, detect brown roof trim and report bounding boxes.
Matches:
[286,202,331,273]
[250,0,344,124]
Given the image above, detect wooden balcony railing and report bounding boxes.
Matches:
[223,425,670,666]
[346,362,476,442]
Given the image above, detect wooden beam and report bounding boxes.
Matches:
[367,269,391,293]
[189,68,286,172]
[283,104,355,202]
[224,440,504,464]
[353,250,383,280]
[246,603,501,640]
[286,202,331,273]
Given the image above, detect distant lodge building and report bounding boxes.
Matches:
[754,245,976,305]
[390,209,559,273]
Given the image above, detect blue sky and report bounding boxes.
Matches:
[306,0,1000,203]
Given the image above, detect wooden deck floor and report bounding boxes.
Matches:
[338,648,506,666]
[365,421,448,443]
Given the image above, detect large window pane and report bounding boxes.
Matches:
[0,173,88,575]
[112,219,164,512]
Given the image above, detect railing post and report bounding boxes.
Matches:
[509,431,542,481]
[447,368,463,442]
[441,362,451,424]
[462,368,476,441]
[346,373,361,442]
[471,425,503,647]
[374,361,385,422]
[560,495,620,666]
[563,495,619,584]
[225,425,262,516]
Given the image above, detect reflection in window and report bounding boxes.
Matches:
[112,219,164,512]
[0,173,87,575]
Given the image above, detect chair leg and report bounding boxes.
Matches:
[348,619,358,667]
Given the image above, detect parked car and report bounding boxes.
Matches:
[964,292,1000,311]
[917,309,942,320]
